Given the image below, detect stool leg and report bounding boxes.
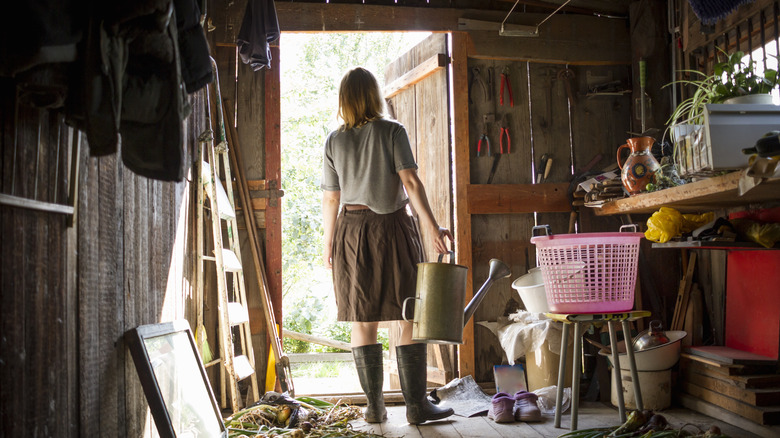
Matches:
[554,322,570,428]
[622,320,644,411]
[608,321,627,423]
[571,322,582,431]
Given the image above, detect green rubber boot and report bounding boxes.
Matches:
[396,343,454,424]
[352,344,387,423]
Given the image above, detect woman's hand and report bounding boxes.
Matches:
[430,225,454,254]
[323,247,333,270]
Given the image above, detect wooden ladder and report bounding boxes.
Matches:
[196,73,260,412]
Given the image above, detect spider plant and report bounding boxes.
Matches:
[666,50,779,126]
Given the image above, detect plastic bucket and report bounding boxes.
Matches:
[511,268,550,313]
[611,368,672,410]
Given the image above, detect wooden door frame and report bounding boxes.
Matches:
[450,31,476,379]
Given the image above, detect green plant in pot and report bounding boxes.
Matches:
[667,50,779,126]
[665,51,778,176]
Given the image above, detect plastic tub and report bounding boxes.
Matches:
[599,331,688,371]
[511,268,550,313]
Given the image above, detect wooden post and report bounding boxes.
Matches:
[451,31,475,379]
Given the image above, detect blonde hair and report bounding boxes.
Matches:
[337,67,385,130]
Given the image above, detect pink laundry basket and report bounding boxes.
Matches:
[530,225,644,314]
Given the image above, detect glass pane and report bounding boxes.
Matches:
[144,332,223,438]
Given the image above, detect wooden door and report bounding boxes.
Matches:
[384,33,456,386]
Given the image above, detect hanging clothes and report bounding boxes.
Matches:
[63,0,212,182]
[236,0,280,71]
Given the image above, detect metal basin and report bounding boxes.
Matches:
[598,331,687,371]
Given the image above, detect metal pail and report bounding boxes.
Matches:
[403,252,468,344]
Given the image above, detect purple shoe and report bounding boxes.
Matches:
[513,391,542,422]
[488,392,516,423]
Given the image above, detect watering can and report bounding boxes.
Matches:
[402,253,511,344]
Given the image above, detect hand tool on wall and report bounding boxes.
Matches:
[557,68,577,107]
[487,66,494,100]
[542,67,557,127]
[499,115,511,154]
[469,67,488,104]
[500,66,514,107]
[536,153,552,183]
[487,153,501,184]
[476,123,491,157]
[488,115,511,184]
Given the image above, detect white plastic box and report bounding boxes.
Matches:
[673,103,780,176]
[701,103,780,171]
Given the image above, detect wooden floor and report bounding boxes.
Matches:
[348,402,760,437]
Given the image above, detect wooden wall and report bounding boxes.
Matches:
[463,34,637,382]
[0,80,198,436]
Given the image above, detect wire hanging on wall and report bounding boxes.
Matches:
[500,0,574,37]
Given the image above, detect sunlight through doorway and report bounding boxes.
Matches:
[279,32,430,395]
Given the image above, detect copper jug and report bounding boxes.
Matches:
[617,136,661,195]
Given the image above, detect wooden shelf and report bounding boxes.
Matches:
[594,171,780,216]
[651,240,777,250]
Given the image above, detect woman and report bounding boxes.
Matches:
[321,67,454,425]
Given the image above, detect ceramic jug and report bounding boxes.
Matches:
[617,136,661,195]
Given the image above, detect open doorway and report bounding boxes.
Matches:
[279,32,430,395]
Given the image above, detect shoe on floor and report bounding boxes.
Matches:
[488,392,515,423]
[513,391,542,422]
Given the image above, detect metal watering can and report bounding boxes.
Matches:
[402,253,511,344]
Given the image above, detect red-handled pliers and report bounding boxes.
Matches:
[477,133,491,157]
[477,124,491,157]
[499,119,511,154]
[500,67,514,107]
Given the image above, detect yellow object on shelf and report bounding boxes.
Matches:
[645,207,714,243]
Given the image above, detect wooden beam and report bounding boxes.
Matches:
[467,183,571,214]
[276,3,463,32]
[282,329,351,352]
[0,194,74,215]
[493,0,623,16]
[275,3,630,65]
[466,14,630,64]
[682,381,780,425]
[451,31,476,380]
[682,367,780,406]
[384,54,448,99]
[265,46,283,322]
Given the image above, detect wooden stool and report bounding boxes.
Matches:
[545,310,650,430]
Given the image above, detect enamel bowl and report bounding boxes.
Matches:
[598,331,687,371]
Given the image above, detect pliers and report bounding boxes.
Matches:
[477,125,491,157]
[500,67,514,107]
[469,67,489,104]
[499,117,511,154]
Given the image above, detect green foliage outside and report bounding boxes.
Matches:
[280,32,429,354]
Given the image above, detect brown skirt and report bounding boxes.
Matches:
[331,207,424,322]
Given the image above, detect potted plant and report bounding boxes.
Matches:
[667,50,779,126]
[665,50,778,175]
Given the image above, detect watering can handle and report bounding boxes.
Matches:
[531,225,552,237]
[437,250,455,264]
[401,297,418,322]
[619,224,639,233]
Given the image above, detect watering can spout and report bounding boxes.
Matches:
[463,259,511,326]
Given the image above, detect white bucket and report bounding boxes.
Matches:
[511,268,550,313]
[611,368,671,411]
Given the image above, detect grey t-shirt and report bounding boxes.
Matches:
[321,119,418,214]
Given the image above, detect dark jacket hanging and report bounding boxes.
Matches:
[236,0,280,71]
